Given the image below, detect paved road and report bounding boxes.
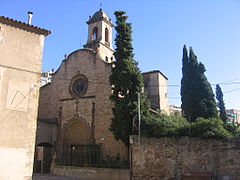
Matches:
[33,174,94,180]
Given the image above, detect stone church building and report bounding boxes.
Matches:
[36,9,168,169]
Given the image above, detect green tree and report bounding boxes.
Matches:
[216,84,227,122]
[181,45,190,118]
[181,46,218,122]
[190,117,232,139]
[109,11,150,146]
[142,113,189,138]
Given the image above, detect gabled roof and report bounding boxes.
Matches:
[0,16,51,36]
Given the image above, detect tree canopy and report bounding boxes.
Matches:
[109,11,150,146]
[181,45,218,122]
[216,84,227,122]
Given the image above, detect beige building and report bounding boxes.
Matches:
[0,15,50,180]
[169,104,182,114]
[226,109,240,123]
[40,69,54,87]
[143,70,169,114]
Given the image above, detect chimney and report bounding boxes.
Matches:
[28,11,33,25]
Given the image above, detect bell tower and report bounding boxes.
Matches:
[84,9,114,63]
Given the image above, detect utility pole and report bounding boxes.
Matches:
[138,92,141,144]
[130,93,141,180]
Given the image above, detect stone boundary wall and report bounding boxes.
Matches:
[52,165,130,180]
[131,136,240,180]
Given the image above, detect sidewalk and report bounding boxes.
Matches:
[33,174,93,180]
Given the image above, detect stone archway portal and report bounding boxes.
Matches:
[60,118,101,167]
[62,118,92,145]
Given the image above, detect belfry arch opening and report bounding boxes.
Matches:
[105,27,109,43]
[92,27,98,41]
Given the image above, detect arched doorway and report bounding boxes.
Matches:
[62,117,92,145]
[59,117,101,167]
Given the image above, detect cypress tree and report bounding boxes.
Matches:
[181,46,218,122]
[216,84,227,122]
[109,11,150,146]
[181,45,190,118]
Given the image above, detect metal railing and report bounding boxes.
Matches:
[57,143,129,169]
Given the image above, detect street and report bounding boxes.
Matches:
[33,174,94,180]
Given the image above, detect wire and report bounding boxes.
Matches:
[168,87,240,100]
[212,82,240,86]
[224,88,240,93]
[45,76,240,97]
[144,82,240,87]
[50,76,240,87]
[168,97,181,99]
[168,91,180,95]
[221,78,240,83]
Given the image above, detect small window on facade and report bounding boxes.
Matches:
[105,56,108,62]
[92,27,98,41]
[105,27,109,43]
[110,57,113,61]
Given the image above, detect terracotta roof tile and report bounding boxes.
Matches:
[0,16,51,36]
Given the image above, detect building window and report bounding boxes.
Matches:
[69,74,88,98]
[105,56,108,62]
[105,27,109,43]
[92,27,98,41]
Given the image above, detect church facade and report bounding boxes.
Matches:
[37,9,127,163]
[36,9,169,168]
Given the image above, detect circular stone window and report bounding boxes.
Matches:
[69,74,88,97]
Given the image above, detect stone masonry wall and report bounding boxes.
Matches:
[38,48,127,159]
[52,165,130,180]
[131,136,240,180]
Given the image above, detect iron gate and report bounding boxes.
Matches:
[58,144,102,167]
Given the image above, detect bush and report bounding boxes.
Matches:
[190,117,233,139]
[103,154,129,169]
[224,122,240,137]
[142,113,189,138]
[142,113,239,139]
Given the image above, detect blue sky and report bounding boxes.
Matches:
[1,0,240,109]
